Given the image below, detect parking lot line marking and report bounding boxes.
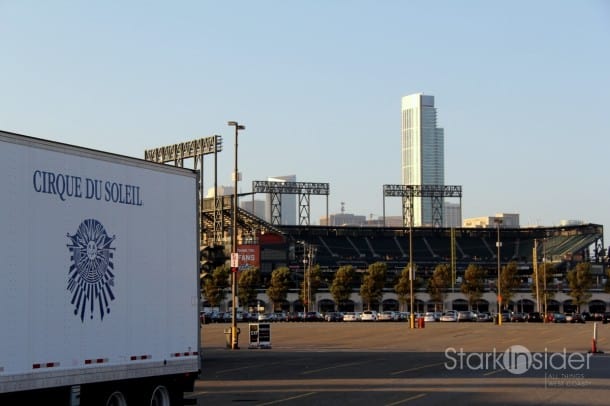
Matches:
[301,361,365,375]
[384,393,427,405]
[256,391,316,405]
[390,362,445,376]
[217,361,283,375]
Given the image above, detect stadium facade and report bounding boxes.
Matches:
[201,198,607,315]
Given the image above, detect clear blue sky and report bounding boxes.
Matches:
[2,1,609,231]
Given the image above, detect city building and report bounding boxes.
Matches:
[241,199,266,219]
[320,212,367,226]
[463,213,520,228]
[401,93,445,226]
[265,175,297,225]
[443,202,462,228]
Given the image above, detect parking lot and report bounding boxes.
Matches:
[188,322,610,405]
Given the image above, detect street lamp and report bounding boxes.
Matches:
[228,120,245,350]
[494,217,503,326]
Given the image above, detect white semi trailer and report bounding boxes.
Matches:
[0,130,200,405]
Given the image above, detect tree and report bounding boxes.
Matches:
[266,267,292,311]
[238,267,261,309]
[394,264,424,312]
[567,262,593,312]
[202,265,230,309]
[330,265,356,311]
[499,261,521,307]
[461,263,487,310]
[531,262,555,312]
[299,263,322,308]
[427,263,451,311]
[360,262,387,310]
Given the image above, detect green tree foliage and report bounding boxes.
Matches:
[202,265,230,308]
[360,262,387,310]
[531,262,556,308]
[427,263,451,311]
[567,262,593,312]
[238,267,261,308]
[330,265,356,309]
[461,263,487,310]
[299,263,322,305]
[499,261,521,306]
[394,264,424,312]
[266,267,292,311]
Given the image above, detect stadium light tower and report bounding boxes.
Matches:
[228,120,245,349]
[494,217,503,326]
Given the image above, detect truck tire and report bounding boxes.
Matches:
[148,384,171,406]
[104,390,128,406]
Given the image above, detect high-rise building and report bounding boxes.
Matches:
[266,175,297,225]
[401,93,445,226]
[443,202,462,228]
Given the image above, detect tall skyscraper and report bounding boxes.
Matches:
[401,93,445,226]
[266,175,297,225]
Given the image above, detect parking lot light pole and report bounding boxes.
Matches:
[495,217,503,326]
[228,121,245,350]
[409,205,415,329]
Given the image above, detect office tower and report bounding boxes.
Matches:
[266,175,297,225]
[401,93,445,226]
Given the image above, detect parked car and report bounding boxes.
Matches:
[510,313,526,323]
[567,313,586,324]
[304,311,324,322]
[440,311,458,322]
[324,312,344,322]
[273,312,287,322]
[286,312,302,322]
[457,311,475,322]
[257,313,273,322]
[603,313,610,324]
[552,313,567,323]
[526,312,543,323]
[475,312,492,322]
[423,312,439,322]
[378,311,399,321]
[360,310,378,321]
[343,312,360,322]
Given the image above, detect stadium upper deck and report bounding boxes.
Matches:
[280,223,604,271]
[200,197,604,275]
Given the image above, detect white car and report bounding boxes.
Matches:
[360,310,378,321]
[423,312,438,322]
[257,313,272,322]
[440,311,458,322]
[378,311,398,321]
[343,312,357,322]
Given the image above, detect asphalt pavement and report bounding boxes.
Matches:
[187,322,610,405]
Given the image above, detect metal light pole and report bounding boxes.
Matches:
[302,243,308,313]
[495,217,503,326]
[228,121,245,350]
[409,208,415,329]
[543,237,548,322]
[533,239,540,313]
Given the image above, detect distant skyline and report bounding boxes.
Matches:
[1,1,609,234]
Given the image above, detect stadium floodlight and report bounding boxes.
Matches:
[228,120,245,349]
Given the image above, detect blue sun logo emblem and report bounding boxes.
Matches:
[67,219,116,322]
